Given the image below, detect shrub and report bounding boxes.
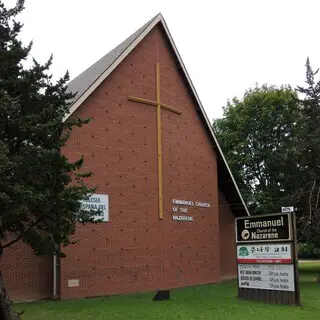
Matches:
[298,243,320,259]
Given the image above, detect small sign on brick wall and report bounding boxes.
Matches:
[68,279,80,288]
[79,193,109,222]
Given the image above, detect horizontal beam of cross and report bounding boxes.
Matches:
[128,96,182,115]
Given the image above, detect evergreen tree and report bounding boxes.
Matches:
[0,1,97,318]
[295,58,320,252]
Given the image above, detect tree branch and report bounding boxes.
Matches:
[1,215,46,249]
[315,183,320,211]
[309,180,316,219]
[1,235,22,249]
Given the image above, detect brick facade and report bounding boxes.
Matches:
[1,241,53,301]
[60,25,221,299]
[219,192,237,279]
[3,23,238,302]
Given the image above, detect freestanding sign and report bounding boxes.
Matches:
[235,212,300,305]
[236,213,291,243]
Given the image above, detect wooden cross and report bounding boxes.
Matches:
[128,63,182,220]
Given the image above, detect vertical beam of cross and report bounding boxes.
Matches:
[128,63,182,220]
[155,63,164,219]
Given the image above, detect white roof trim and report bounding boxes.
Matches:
[64,14,250,216]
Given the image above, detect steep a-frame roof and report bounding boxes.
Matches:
[66,15,156,106]
[65,13,250,217]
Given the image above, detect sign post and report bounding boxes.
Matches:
[235,211,300,305]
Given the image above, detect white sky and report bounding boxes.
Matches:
[4,0,320,121]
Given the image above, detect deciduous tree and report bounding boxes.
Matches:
[213,84,300,215]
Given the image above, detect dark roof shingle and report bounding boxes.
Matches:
[67,14,159,102]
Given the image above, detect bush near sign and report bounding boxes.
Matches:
[236,213,292,243]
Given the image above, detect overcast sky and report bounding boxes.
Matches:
[4,0,320,121]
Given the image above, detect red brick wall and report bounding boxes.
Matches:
[1,241,53,301]
[218,192,237,278]
[60,24,221,299]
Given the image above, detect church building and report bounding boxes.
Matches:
[3,13,249,301]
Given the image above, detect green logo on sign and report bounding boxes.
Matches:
[239,247,249,257]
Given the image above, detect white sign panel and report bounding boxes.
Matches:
[237,244,292,264]
[281,206,294,213]
[238,264,295,291]
[80,194,109,222]
[68,279,80,287]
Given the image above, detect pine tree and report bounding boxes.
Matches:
[0,1,97,318]
[295,58,320,253]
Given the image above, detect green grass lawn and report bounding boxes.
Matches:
[16,262,320,320]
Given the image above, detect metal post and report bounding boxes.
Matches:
[53,253,57,299]
[292,212,301,305]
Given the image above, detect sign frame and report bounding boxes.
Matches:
[235,212,300,306]
[235,212,293,243]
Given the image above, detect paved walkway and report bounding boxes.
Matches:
[299,260,320,263]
